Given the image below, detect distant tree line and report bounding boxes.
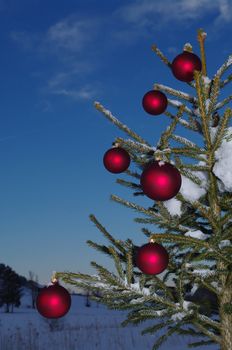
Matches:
[0,264,40,313]
[0,263,23,312]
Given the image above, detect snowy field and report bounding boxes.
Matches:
[0,288,220,350]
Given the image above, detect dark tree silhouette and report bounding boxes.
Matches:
[0,264,23,313]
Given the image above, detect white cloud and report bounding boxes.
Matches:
[10,2,232,105]
[214,0,232,24]
[45,15,100,54]
[116,0,232,27]
[50,86,97,101]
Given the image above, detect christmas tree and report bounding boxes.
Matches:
[53,29,232,349]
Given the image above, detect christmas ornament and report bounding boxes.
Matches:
[171,51,202,82]
[142,90,168,115]
[136,241,169,275]
[103,147,130,173]
[36,280,71,318]
[140,161,181,201]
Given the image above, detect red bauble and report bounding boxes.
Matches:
[171,51,202,82]
[136,242,169,275]
[142,90,168,115]
[140,161,181,201]
[103,147,130,173]
[36,282,71,318]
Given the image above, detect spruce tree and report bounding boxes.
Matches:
[0,264,23,313]
[55,29,232,350]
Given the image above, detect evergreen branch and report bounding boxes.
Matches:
[89,214,126,255]
[220,211,232,227]
[178,163,211,172]
[219,192,232,208]
[187,339,216,348]
[129,308,171,319]
[126,247,133,285]
[120,311,162,327]
[170,147,207,160]
[174,325,208,338]
[147,231,231,265]
[55,272,116,295]
[193,278,220,296]
[116,178,141,191]
[110,194,162,220]
[220,72,232,88]
[188,115,203,134]
[151,318,192,350]
[206,75,220,119]
[164,111,200,133]
[151,44,195,88]
[114,137,154,154]
[180,166,206,187]
[156,201,172,221]
[211,108,232,153]
[146,230,210,248]
[94,101,150,146]
[140,319,174,335]
[170,134,205,151]
[86,240,115,257]
[168,99,196,117]
[151,44,172,67]
[157,105,185,150]
[108,246,125,279]
[138,273,148,291]
[153,83,196,104]
[148,275,175,301]
[194,70,212,149]
[197,29,207,76]
[134,217,161,225]
[177,263,185,307]
[196,313,221,331]
[192,320,221,345]
[216,95,232,110]
[214,54,232,79]
[90,261,125,288]
[186,200,213,224]
[55,271,99,283]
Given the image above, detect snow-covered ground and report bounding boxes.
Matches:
[0,287,219,350]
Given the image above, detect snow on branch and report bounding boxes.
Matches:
[168,99,194,115]
[220,72,232,88]
[170,134,205,151]
[212,126,232,192]
[184,230,210,240]
[94,101,150,146]
[171,301,194,321]
[115,138,156,154]
[215,55,232,77]
[162,197,182,217]
[215,95,232,111]
[218,240,231,248]
[179,171,208,202]
[153,83,196,103]
[190,269,217,278]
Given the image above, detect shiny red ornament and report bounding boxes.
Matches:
[103,147,130,173]
[171,51,202,82]
[140,161,181,201]
[136,242,169,275]
[36,282,71,318]
[142,90,168,115]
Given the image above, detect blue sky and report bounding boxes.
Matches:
[0,0,232,286]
